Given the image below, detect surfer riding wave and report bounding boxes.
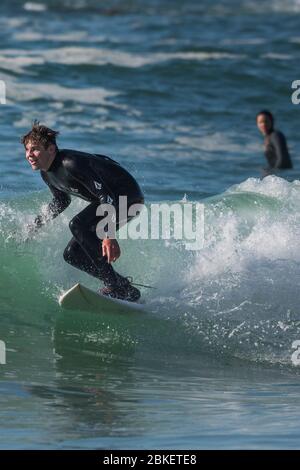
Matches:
[21,121,144,302]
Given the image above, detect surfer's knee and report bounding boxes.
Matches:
[63,243,73,263]
[69,216,82,236]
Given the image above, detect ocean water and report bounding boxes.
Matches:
[1,0,300,450]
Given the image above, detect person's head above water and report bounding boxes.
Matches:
[256,110,274,136]
[21,121,59,171]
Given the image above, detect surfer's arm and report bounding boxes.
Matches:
[270,132,289,169]
[34,185,71,227]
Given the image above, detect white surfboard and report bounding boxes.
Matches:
[59,283,146,315]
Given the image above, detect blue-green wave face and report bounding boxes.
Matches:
[2,175,300,367]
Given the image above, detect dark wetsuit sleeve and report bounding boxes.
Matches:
[269,132,290,169]
[35,178,71,227]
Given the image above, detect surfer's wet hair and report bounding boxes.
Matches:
[21,120,59,149]
[256,110,274,130]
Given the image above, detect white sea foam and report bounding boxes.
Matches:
[230,175,300,203]
[0,54,45,74]
[0,47,246,74]
[0,18,27,28]
[270,0,300,12]
[9,81,119,105]
[178,176,300,363]
[23,2,47,12]
[176,132,259,156]
[13,31,127,44]
[14,31,90,42]
[43,47,246,67]
[261,53,293,60]
[222,38,266,45]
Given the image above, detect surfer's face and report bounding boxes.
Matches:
[257,114,272,136]
[25,141,56,171]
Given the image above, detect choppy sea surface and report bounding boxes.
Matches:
[1,0,300,449]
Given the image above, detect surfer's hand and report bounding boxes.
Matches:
[102,238,121,263]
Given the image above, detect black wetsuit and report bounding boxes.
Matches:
[264,130,292,170]
[36,149,144,287]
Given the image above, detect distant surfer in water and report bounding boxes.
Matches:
[21,121,144,302]
[256,110,292,175]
